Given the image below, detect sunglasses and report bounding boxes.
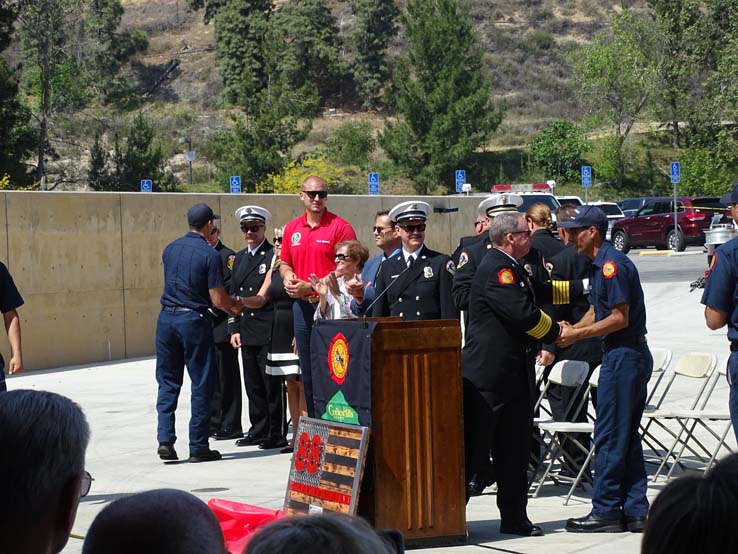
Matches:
[240,224,263,233]
[511,230,531,237]
[400,224,426,233]
[474,221,484,229]
[210,227,220,235]
[372,226,392,234]
[80,470,94,498]
[335,253,353,262]
[274,238,283,245]
[303,190,328,199]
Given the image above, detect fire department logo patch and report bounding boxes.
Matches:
[458,252,469,269]
[227,255,235,271]
[291,232,301,245]
[498,268,516,285]
[602,261,617,279]
[327,332,349,386]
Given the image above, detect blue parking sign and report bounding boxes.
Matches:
[581,166,592,188]
[455,170,466,193]
[230,175,241,194]
[670,162,680,184]
[368,172,379,195]
[140,179,152,192]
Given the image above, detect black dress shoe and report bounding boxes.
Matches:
[235,434,265,447]
[499,519,544,537]
[566,512,626,533]
[212,429,243,441]
[188,449,222,463]
[157,444,178,461]
[467,475,496,497]
[624,516,647,533]
[280,446,294,454]
[259,437,289,450]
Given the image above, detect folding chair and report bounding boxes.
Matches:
[641,352,719,473]
[646,347,673,406]
[533,366,600,504]
[653,364,733,480]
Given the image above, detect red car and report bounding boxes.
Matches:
[610,196,729,253]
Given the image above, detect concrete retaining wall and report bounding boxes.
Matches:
[0,191,485,371]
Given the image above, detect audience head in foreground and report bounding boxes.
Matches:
[0,389,91,554]
[245,513,400,554]
[642,453,738,554]
[83,489,226,554]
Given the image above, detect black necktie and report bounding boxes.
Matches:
[407,256,415,269]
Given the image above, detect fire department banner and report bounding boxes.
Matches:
[310,320,376,427]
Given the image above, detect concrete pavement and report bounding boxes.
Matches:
[6,277,732,554]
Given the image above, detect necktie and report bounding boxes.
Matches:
[407,256,415,269]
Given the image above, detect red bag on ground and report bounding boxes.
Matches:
[208,498,285,554]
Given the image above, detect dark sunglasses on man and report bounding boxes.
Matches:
[400,223,426,233]
[303,190,327,199]
[240,224,263,233]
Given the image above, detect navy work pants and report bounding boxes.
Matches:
[592,343,652,519]
[155,310,216,455]
[728,351,738,443]
[293,300,317,417]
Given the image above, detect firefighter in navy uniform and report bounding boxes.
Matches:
[463,211,561,537]
[371,201,458,321]
[206,219,243,440]
[557,205,652,534]
[229,206,286,450]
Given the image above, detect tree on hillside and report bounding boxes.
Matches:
[569,10,659,188]
[350,0,399,107]
[271,0,345,108]
[211,0,272,110]
[379,0,503,194]
[647,0,703,149]
[14,0,146,188]
[530,121,588,183]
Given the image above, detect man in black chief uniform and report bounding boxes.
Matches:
[205,218,242,441]
[371,200,458,321]
[463,211,563,537]
[229,205,286,450]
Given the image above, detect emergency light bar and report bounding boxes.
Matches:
[492,183,553,193]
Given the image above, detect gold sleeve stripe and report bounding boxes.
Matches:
[526,310,553,339]
[551,280,570,305]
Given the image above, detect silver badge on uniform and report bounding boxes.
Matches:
[258,263,267,274]
[424,266,434,278]
[524,263,534,276]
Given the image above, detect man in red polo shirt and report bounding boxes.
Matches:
[280,176,356,416]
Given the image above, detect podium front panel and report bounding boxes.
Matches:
[369,320,466,547]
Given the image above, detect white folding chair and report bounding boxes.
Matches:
[654,364,733,480]
[641,352,719,473]
[646,347,673,406]
[534,366,600,504]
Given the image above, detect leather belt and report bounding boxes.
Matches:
[602,335,647,352]
[300,294,320,304]
[161,306,193,313]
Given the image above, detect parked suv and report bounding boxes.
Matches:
[611,197,728,253]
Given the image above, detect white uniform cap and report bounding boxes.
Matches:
[389,200,432,223]
[478,194,524,218]
[235,205,272,224]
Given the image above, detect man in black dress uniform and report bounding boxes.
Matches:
[229,206,286,450]
[371,201,458,321]
[206,219,242,440]
[463,211,562,537]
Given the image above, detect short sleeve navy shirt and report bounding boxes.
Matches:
[591,241,647,341]
[701,237,738,342]
[160,232,224,311]
[0,262,24,314]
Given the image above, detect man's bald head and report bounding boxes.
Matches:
[82,489,226,554]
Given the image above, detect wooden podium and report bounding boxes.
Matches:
[360,319,466,548]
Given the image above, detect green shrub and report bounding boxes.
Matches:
[529,120,587,183]
[326,121,376,169]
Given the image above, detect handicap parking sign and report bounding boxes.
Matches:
[230,176,241,194]
[140,179,152,192]
[368,173,379,195]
